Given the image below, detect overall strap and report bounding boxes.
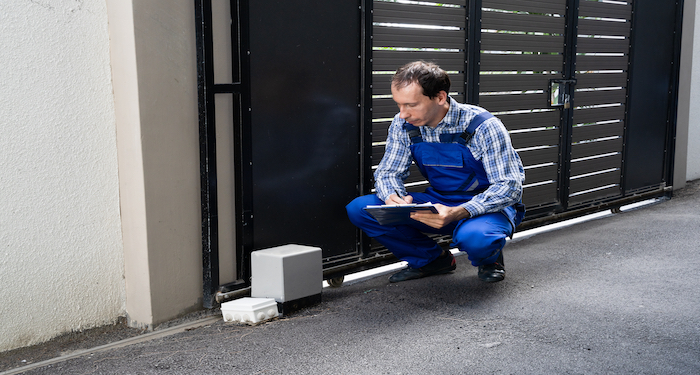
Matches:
[459,111,494,144]
[404,123,423,144]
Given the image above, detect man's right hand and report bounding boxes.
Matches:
[385,193,413,205]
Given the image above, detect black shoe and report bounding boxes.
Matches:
[478,251,505,283]
[389,250,456,283]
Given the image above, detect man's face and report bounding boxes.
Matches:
[391,82,447,128]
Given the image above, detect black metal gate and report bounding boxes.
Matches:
[370,0,681,222]
[196,0,683,306]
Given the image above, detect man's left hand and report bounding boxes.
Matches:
[410,204,471,229]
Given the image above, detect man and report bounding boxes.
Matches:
[346,61,525,283]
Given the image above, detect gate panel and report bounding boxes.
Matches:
[247,1,361,258]
[624,0,681,192]
[372,0,468,197]
[569,0,632,205]
[480,0,567,211]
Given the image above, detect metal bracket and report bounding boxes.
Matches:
[549,79,577,108]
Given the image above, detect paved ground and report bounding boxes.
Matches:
[2,180,699,375]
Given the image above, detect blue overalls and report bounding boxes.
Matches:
[346,112,525,268]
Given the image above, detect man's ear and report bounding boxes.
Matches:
[437,90,448,105]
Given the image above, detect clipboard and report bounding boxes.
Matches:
[363,203,438,226]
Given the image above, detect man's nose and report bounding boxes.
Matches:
[398,107,409,119]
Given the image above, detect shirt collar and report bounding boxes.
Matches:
[433,96,461,130]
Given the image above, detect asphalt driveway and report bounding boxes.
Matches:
[3,181,699,375]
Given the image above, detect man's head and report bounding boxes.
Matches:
[391,61,451,128]
[391,61,451,99]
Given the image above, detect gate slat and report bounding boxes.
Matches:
[576,73,627,89]
[373,50,465,71]
[569,170,621,195]
[568,185,620,205]
[517,146,559,167]
[374,2,466,28]
[480,53,563,71]
[571,122,624,143]
[511,128,559,149]
[481,33,564,53]
[479,73,553,92]
[372,145,389,162]
[498,111,560,131]
[574,89,626,107]
[577,37,630,54]
[372,98,398,119]
[578,0,632,20]
[482,0,566,14]
[372,121,391,143]
[524,163,558,184]
[373,27,465,49]
[573,106,625,125]
[576,55,629,71]
[479,92,550,112]
[522,183,558,207]
[578,18,631,37]
[570,153,622,177]
[481,10,565,34]
[571,137,623,160]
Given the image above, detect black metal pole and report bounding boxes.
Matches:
[663,0,685,190]
[235,0,255,288]
[195,0,220,309]
[360,0,373,256]
[557,0,580,211]
[466,0,482,105]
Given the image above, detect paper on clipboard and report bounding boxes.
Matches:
[363,203,438,226]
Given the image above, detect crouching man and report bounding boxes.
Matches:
[346,61,525,283]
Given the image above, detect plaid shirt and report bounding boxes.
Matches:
[374,97,525,217]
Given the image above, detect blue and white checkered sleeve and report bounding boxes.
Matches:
[460,117,525,216]
[374,117,413,202]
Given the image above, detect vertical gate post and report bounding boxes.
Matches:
[360,0,374,256]
[195,0,220,309]
[234,0,254,292]
[665,0,686,189]
[466,0,482,105]
[557,0,580,211]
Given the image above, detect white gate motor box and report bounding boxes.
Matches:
[251,244,323,315]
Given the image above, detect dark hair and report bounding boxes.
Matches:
[391,61,451,99]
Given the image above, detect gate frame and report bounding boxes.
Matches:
[195,0,253,308]
[195,0,683,307]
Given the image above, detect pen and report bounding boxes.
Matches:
[395,189,404,200]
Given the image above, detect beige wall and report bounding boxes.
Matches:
[685,0,700,182]
[677,0,700,187]
[0,1,125,351]
[107,0,203,328]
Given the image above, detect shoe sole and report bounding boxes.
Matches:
[478,272,505,283]
[479,276,505,283]
[389,263,456,283]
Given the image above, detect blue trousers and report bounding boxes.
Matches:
[346,193,514,268]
